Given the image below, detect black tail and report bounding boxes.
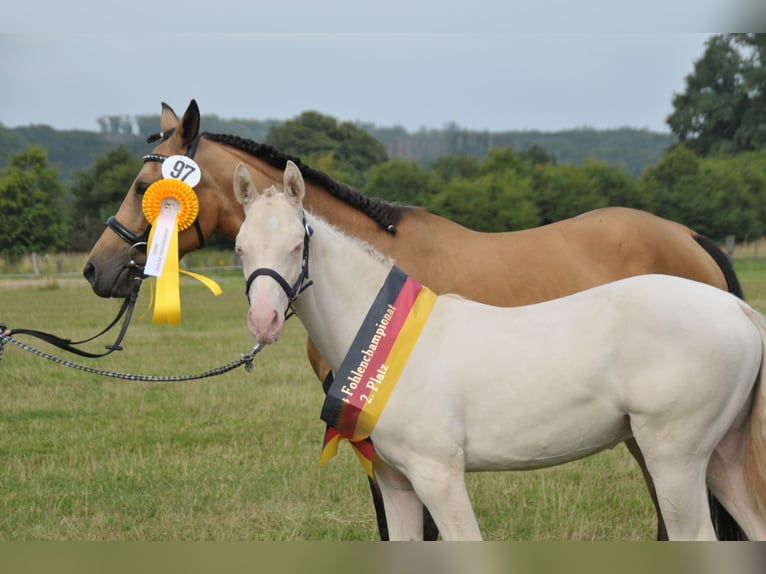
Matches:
[693,234,744,299]
[694,234,748,541]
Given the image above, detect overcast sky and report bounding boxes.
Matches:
[1,1,761,135]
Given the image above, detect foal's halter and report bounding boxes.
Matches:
[105,128,206,259]
[244,212,314,317]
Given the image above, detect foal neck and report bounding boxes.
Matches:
[294,212,393,371]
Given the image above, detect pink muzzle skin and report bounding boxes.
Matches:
[247,300,284,344]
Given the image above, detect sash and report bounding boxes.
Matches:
[319,266,437,477]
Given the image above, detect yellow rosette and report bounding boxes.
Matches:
[142,179,222,325]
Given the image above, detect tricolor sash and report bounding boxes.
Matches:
[319,266,437,477]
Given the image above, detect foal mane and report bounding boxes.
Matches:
[314,212,396,269]
[202,132,409,235]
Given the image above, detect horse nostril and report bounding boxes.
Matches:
[83,262,95,284]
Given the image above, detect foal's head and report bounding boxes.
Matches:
[234,160,308,344]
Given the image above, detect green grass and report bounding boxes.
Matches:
[2,262,766,541]
[0,250,238,277]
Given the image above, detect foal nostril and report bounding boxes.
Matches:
[247,306,284,343]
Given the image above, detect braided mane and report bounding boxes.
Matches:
[202,132,409,234]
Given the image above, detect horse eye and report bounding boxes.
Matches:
[135,181,150,196]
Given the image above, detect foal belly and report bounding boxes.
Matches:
[457,374,631,471]
[461,402,630,472]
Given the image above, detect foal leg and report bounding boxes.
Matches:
[310,345,438,540]
[650,465,716,540]
[707,453,765,540]
[404,456,482,541]
[373,461,425,541]
[706,410,766,540]
[367,475,439,541]
[631,417,717,540]
[625,438,668,540]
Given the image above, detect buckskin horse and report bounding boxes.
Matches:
[83,100,745,540]
[234,160,766,540]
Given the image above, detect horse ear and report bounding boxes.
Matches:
[174,99,200,148]
[159,102,179,132]
[233,163,258,206]
[283,160,305,204]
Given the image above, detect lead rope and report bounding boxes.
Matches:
[0,329,263,382]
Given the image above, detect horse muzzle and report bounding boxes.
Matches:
[83,258,144,298]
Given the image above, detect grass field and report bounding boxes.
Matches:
[2,259,766,541]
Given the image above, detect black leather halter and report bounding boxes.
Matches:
[105,129,206,254]
[244,213,313,313]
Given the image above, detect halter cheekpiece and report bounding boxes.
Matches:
[244,212,314,316]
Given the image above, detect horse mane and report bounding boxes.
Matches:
[202,132,410,235]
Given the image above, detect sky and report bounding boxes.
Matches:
[1,1,762,135]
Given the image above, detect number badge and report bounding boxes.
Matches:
[161,155,202,187]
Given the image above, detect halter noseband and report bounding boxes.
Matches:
[244,213,313,315]
[105,128,206,257]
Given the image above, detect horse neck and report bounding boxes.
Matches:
[293,212,392,372]
[205,137,468,291]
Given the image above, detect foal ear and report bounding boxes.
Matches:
[283,160,305,204]
[233,163,258,206]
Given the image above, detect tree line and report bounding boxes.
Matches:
[1,33,765,260]
[0,115,671,186]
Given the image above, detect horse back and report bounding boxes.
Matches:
[395,207,731,307]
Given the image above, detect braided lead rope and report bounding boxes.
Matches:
[0,331,263,382]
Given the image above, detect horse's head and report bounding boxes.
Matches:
[83,100,231,298]
[234,161,309,344]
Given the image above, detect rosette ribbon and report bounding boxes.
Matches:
[141,179,222,324]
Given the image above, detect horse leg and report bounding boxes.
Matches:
[373,460,425,541]
[624,438,668,540]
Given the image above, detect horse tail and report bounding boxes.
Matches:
[739,303,766,514]
[694,234,744,299]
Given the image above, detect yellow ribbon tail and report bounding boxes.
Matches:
[320,428,375,479]
[142,212,222,325]
[351,443,375,479]
[320,430,342,468]
[151,221,182,325]
[180,268,223,296]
